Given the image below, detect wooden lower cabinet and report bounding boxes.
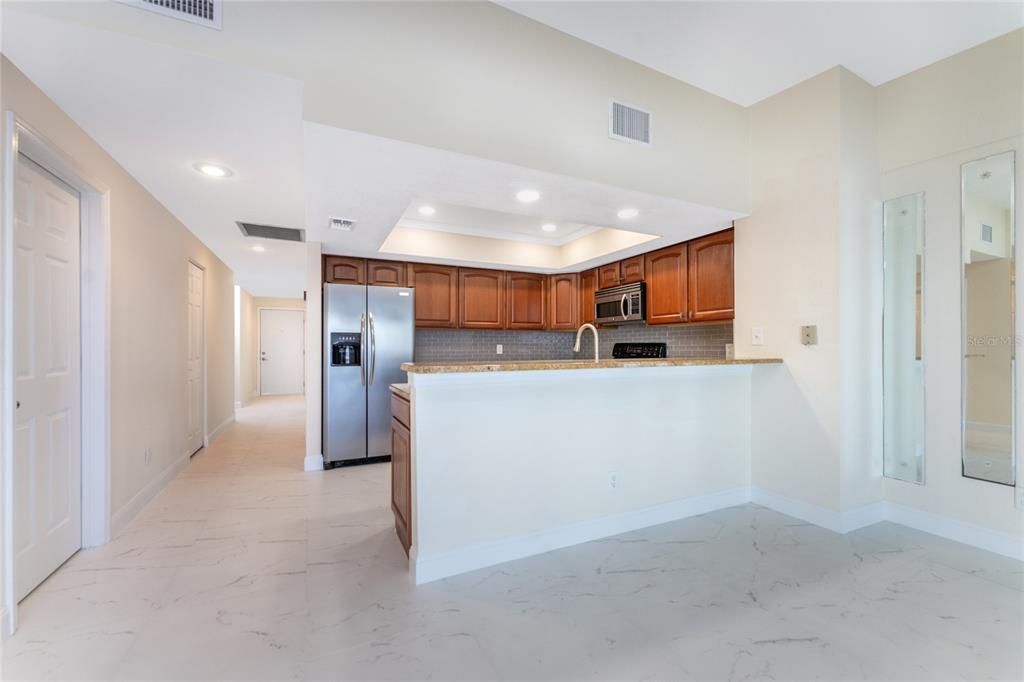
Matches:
[459,268,505,329]
[578,268,597,326]
[323,256,365,284]
[367,259,407,287]
[688,229,734,321]
[645,244,689,325]
[390,412,412,556]
[506,272,547,330]
[408,264,458,328]
[548,273,578,330]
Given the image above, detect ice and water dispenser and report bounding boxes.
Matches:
[330,332,361,367]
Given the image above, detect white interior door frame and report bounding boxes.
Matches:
[1,113,111,638]
[187,260,208,450]
[257,306,305,397]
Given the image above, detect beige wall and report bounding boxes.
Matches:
[0,58,236,543]
[16,1,751,212]
[237,294,305,404]
[877,29,1023,173]
[735,69,844,512]
[878,29,1023,534]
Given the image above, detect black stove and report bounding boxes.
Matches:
[611,342,667,359]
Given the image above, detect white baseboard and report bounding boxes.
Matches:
[206,414,234,445]
[234,400,242,410]
[412,486,750,585]
[750,487,886,533]
[304,452,324,472]
[110,452,190,538]
[886,501,1024,561]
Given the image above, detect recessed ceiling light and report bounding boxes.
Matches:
[617,208,639,219]
[516,189,541,203]
[193,162,233,178]
[418,205,436,216]
[541,223,558,232]
[251,244,266,252]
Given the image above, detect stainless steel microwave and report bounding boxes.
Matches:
[594,282,645,325]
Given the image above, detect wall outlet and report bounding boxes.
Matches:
[751,327,765,346]
[496,344,503,355]
[609,472,618,490]
[800,325,818,346]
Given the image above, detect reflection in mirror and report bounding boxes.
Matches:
[962,151,1015,485]
[883,193,926,483]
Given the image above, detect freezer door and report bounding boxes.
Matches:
[323,283,367,463]
[366,286,415,458]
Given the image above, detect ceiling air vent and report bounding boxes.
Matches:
[237,222,305,243]
[609,100,652,145]
[116,0,223,30]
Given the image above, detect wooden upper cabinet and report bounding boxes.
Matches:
[408,264,458,328]
[578,268,598,326]
[323,256,365,285]
[644,244,688,325]
[547,273,578,330]
[367,259,407,287]
[620,256,645,284]
[688,229,735,322]
[506,272,547,330]
[459,268,506,329]
[597,262,622,289]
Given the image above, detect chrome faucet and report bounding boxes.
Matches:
[573,323,600,363]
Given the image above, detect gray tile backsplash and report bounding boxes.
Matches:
[414,323,733,362]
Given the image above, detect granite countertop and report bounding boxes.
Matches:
[400,358,783,375]
[389,383,411,399]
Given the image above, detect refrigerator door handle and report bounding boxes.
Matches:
[368,312,377,385]
[359,313,367,386]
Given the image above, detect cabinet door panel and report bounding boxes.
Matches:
[323,256,365,284]
[578,269,598,326]
[367,259,407,287]
[620,256,645,284]
[390,416,412,555]
[409,264,458,328]
[644,244,688,325]
[597,262,622,289]
[459,268,506,329]
[547,273,578,330]
[506,272,547,330]
[688,229,734,321]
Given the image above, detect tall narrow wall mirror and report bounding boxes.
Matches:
[883,193,926,483]
[962,151,1015,485]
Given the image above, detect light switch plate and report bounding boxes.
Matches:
[751,327,764,346]
[801,325,818,345]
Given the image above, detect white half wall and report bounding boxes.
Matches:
[303,242,323,472]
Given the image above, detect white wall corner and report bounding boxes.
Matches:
[206,414,234,445]
[304,453,324,472]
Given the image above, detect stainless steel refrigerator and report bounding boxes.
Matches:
[323,283,414,466]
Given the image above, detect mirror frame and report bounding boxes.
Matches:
[960,150,1016,486]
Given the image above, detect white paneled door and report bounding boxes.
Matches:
[186,262,205,456]
[13,155,82,602]
[260,309,305,395]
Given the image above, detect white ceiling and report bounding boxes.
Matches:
[304,122,740,272]
[2,9,307,297]
[398,202,600,246]
[498,1,1024,106]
